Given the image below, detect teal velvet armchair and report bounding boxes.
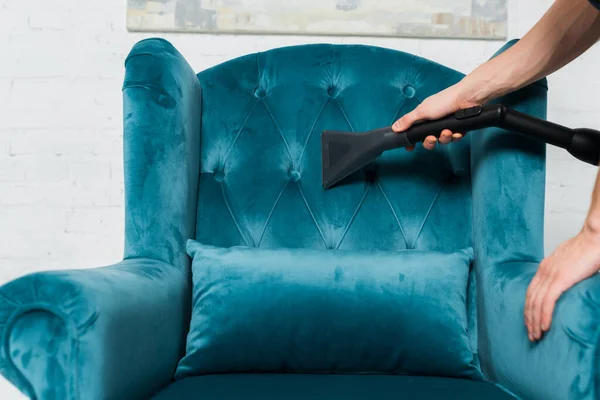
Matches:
[1,37,599,400]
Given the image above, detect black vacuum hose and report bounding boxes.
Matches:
[390,104,600,166]
[321,104,600,189]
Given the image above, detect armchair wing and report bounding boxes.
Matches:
[473,40,600,400]
[0,38,202,399]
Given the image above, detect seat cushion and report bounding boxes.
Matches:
[176,241,481,380]
[152,374,517,400]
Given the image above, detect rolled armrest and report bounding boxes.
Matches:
[0,259,189,400]
[480,262,600,400]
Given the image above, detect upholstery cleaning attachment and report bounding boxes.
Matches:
[322,105,600,190]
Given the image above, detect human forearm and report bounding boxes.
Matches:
[391,0,600,146]
[462,0,600,105]
[583,169,600,233]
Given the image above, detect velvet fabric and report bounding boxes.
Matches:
[193,38,479,371]
[176,240,481,380]
[0,38,200,399]
[0,36,596,400]
[153,374,518,400]
[0,259,189,400]
[480,263,600,400]
[468,43,600,400]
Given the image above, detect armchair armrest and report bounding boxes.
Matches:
[0,259,188,400]
[472,39,599,400]
[0,37,202,399]
[481,262,600,400]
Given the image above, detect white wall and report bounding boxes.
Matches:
[1,0,599,398]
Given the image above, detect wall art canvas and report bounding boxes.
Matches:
[127,0,507,40]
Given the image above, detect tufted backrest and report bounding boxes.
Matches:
[120,38,547,380]
[195,44,474,253]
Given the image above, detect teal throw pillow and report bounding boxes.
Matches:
[175,240,482,381]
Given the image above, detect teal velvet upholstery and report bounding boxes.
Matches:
[0,38,201,399]
[0,36,596,400]
[152,375,517,400]
[177,240,481,380]
[0,260,189,399]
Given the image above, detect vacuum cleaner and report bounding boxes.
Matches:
[322,104,600,190]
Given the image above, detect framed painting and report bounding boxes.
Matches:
[126,0,507,40]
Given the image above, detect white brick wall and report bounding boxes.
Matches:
[1,0,599,398]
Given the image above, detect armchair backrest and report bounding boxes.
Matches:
[192,43,548,371]
[194,44,475,252]
[122,39,548,377]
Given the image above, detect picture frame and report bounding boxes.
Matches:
[126,0,507,40]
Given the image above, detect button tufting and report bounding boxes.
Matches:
[213,170,225,182]
[289,169,301,182]
[403,85,416,98]
[327,85,339,98]
[254,87,267,99]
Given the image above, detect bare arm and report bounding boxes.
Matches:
[587,171,600,229]
[392,0,600,137]
[464,0,600,105]
[391,0,600,343]
[479,0,600,343]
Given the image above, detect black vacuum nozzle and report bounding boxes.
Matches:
[321,104,600,190]
[322,127,411,190]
